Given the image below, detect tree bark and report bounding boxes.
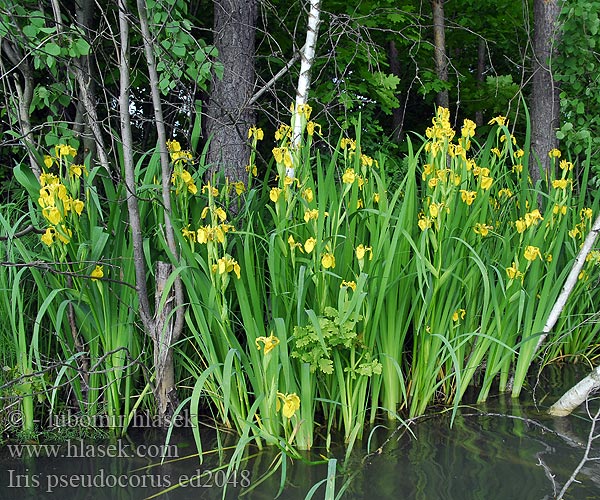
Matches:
[206,0,258,184]
[530,0,561,185]
[0,40,40,178]
[73,0,110,171]
[288,0,321,179]
[432,0,449,109]
[136,0,185,426]
[153,261,179,423]
[549,365,600,416]
[51,0,111,173]
[117,0,155,336]
[292,0,321,139]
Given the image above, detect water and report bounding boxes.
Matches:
[351,401,600,500]
[2,367,600,499]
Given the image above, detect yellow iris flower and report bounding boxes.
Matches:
[216,255,241,279]
[452,309,466,322]
[355,244,373,261]
[342,168,356,184]
[304,237,316,254]
[255,334,279,354]
[270,187,282,202]
[340,280,357,291]
[43,206,62,225]
[321,253,336,269]
[248,126,264,141]
[41,227,55,247]
[524,245,542,262]
[91,265,104,281]
[276,392,300,418]
[506,262,523,280]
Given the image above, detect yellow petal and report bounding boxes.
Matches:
[41,227,55,246]
[73,199,84,216]
[304,237,316,254]
[91,265,104,281]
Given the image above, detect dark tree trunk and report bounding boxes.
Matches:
[432,0,449,109]
[206,0,258,184]
[530,0,561,185]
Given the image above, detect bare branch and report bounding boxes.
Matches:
[117,0,155,334]
[135,0,185,342]
[0,224,45,240]
[557,401,600,500]
[248,50,301,106]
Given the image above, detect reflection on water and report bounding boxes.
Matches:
[354,402,600,500]
[2,366,600,499]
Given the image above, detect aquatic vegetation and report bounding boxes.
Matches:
[1,106,599,462]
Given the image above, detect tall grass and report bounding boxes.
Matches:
[400,110,600,414]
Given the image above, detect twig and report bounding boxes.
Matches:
[0,260,137,289]
[461,411,585,447]
[362,414,429,465]
[536,445,558,497]
[0,224,45,241]
[556,401,600,500]
[248,50,301,106]
[0,346,144,396]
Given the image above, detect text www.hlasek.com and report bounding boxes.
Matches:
[7,439,177,459]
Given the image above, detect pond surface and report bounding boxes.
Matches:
[2,366,600,499]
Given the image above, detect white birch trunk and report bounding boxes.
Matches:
[549,365,600,416]
[544,212,600,416]
[289,0,321,177]
[536,212,600,353]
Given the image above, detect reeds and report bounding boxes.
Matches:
[2,105,599,456]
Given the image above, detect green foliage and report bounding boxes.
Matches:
[0,5,90,70]
[555,0,600,182]
[149,0,222,93]
[443,0,528,119]
[0,205,43,433]
[291,306,365,375]
[0,2,89,120]
[5,147,149,435]
[300,3,413,141]
[478,75,521,115]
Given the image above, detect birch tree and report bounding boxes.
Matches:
[289,0,321,178]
